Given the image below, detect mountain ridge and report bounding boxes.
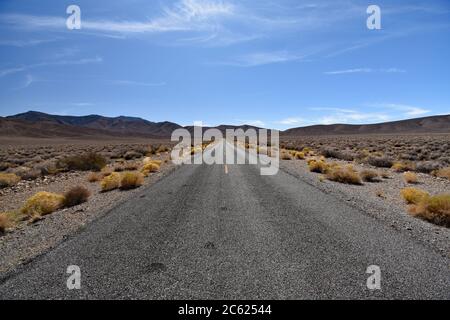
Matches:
[2,111,449,138]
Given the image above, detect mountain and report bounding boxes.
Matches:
[282,115,450,136]
[5,111,182,138]
[1,111,449,139]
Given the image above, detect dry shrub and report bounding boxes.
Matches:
[400,188,429,205]
[0,173,21,188]
[21,192,65,218]
[308,159,329,173]
[0,213,9,233]
[141,162,160,176]
[360,169,380,182]
[367,156,393,168]
[120,171,144,190]
[403,171,418,184]
[321,148,354,161]
[326,165,362,185]
[416,161,441,174]
[380,170,390,179]
[392,161,415,172]
[101,172,121,192]
[63,186,90,207]
[281,151,292,160]
[409,194,450,227]
[143,157,162,166]
[433,167,450,180]
[124,151,142,160]
[295,152,305,160]
[113,164,125,172]
[87,172,102,182]
[58,152,107,172]
[124,162,139,171]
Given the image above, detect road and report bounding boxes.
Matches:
[0,142,449,299]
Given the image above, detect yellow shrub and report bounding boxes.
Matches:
[143,157,162,166]
[400,187,429,205]
[100,172,121,192]
[392,161,415,172]
[403,171,418,184]
[295,152,305,160]
[120,171,144,190]
[141,162,160,176]
[409,194,450,227]
[434,167,450,180]
[21,192,65,217]
[0,173,21,188]
[326,165,362,185]
[308,159,329,173]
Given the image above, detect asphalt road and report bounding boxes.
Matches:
[0,143,449,299]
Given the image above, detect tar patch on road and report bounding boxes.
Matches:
[204,241,216,250]
[148,263,167,273]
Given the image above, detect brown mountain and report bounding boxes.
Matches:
[282,114,450,136]
[4,111,182,138]
[1,111,449,139]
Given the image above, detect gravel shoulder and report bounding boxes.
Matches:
[0,154,177,273]
[280,159,450,256]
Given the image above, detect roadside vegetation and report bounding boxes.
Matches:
[0,143,172,234]
[280,135,450,228]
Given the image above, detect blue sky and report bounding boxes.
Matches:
[0,0,449,129]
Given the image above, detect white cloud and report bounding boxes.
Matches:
[223,51,304,67]
[276,117,305,125]
[236,119,265,127]
[0,56,102,78]
[71,102,94,107]
[318,112,391,125]
[324,68,406,75]
[22,74,34,88]
[0,0,234,34]
[0,38,58,47]
[111,80,166,87]
[374,103,430,116]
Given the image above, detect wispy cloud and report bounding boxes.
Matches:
[221,50,304,67]
[324,68,406,75]
[111,80,166,87]
[276,117,305,125]
[0,0,234,34]
[0,56,103,78]
[372,103,430,116]
[0,38,58,47]
[71,102,94,107]
[235,119,265,127]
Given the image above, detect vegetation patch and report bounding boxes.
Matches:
[58,152,107,172]
[360,169,380,182]
[408,194,450,227]
[63,186,90,207]
[400,188,429,205]
[325,165,362,185]
[100,172,121,192]
[403,171,418,184]
[21,192,65,218]
[120,171,144,190]
[0,173,21,188]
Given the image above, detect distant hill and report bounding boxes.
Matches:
[6,111,181,138]
[282,115,450,136]
[1,111,449,139]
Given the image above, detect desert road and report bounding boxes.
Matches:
[0,143,449,299]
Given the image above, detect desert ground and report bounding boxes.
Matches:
[0,134,449,299]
